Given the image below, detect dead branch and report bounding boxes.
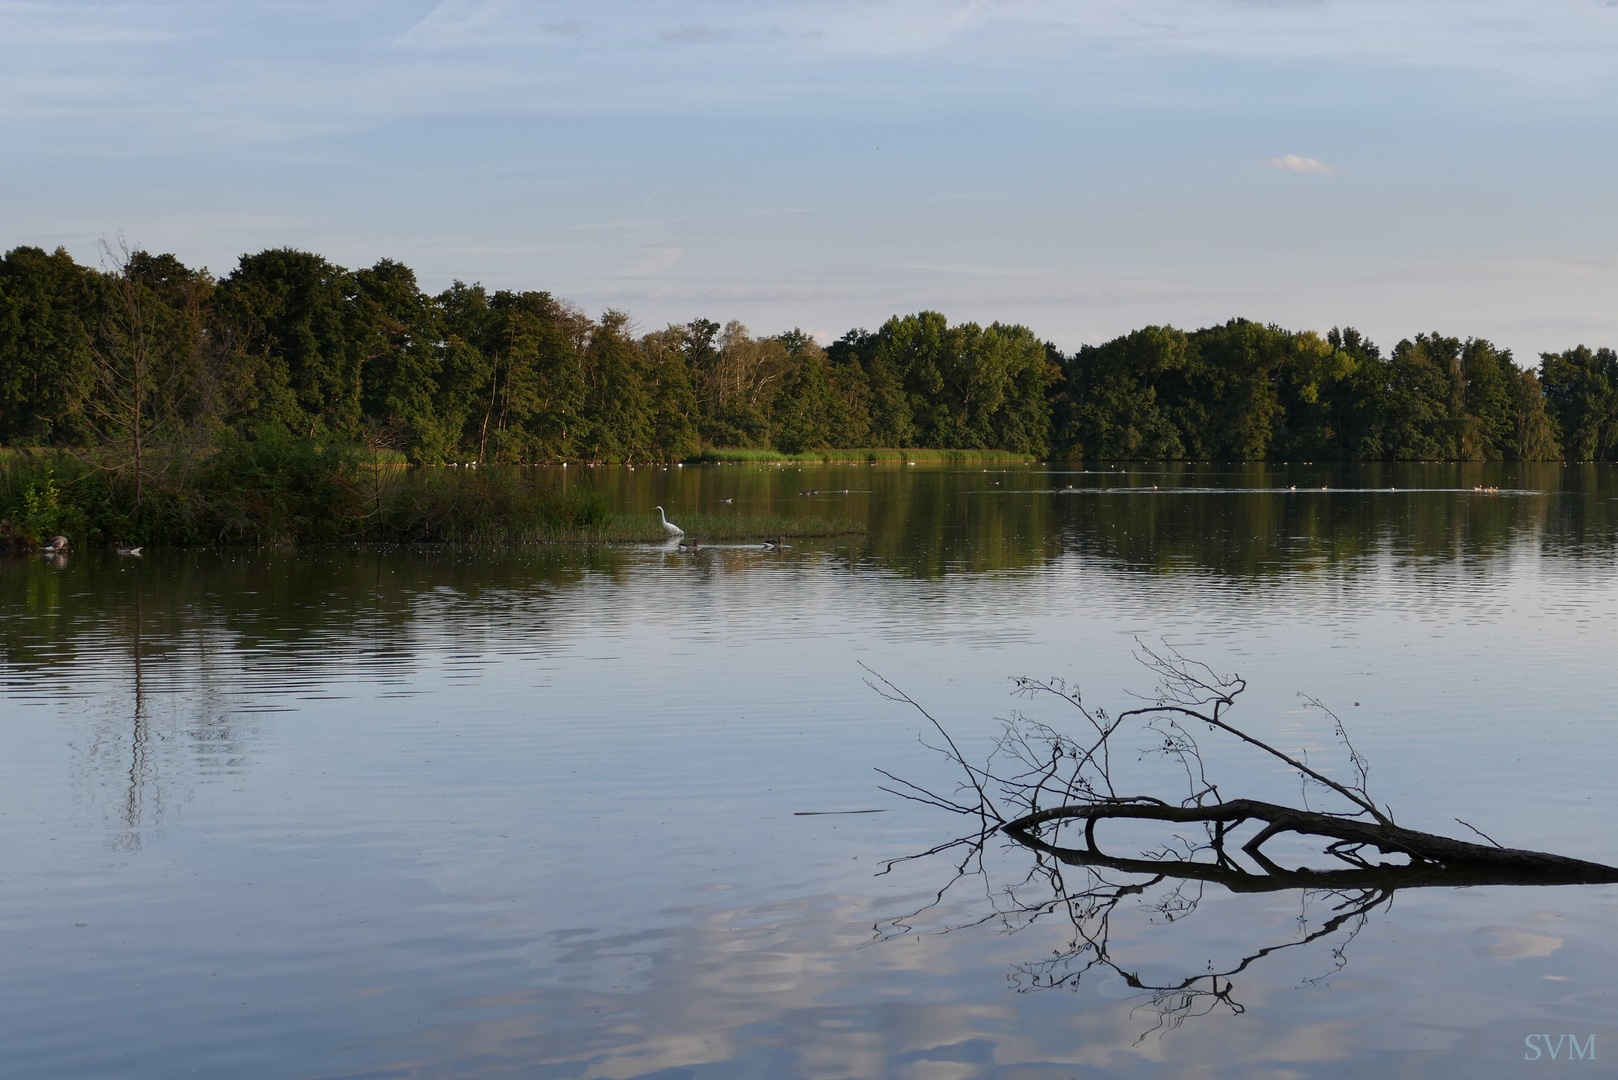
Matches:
[871,646,1618,1032]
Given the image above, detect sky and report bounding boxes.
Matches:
[4,0,1618,359]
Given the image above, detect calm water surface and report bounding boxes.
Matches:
[4,463,1618,1078]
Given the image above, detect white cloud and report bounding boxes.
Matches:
[384,0,1618,84]
[1262,154,1338,176]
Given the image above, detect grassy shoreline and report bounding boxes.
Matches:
[0,445,866,549]
[688,447,1037,464]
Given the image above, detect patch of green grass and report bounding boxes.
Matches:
[687,446,1038,464]
[358,447,411,466]
[0,448,867,547]
[686,448,825,463]
[831,448,1037,463]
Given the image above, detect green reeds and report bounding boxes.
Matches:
[831,448,1035,463]
[688,447,1037,464]
[0,445,865,547]
[686,448,825,463]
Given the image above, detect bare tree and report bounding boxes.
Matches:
[79,239,222,526]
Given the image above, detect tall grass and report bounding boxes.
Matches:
[0,442,863,548]
[687,448,825,463]
[834,448,1036,463]
[689,447,1037,464]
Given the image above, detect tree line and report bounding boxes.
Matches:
[4,242,1616,465]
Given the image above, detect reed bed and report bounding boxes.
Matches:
[689,447,1036,464]
[0,444,864,548]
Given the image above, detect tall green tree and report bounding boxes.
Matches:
[582,311,652,461]
[480,291,589,462]
[1457,337,1517,460]
[1378,335,1454,460]
[217,249,362,437]
[769,331,836,452]
[639,326,702,460]
[1166,319,1287,460]
[353,259,445,460]
[0,246,97,445]
[1273,330,1356,460]
[433,281,497,459]
[1056,326,1189,460]
[1540,345,1618,460]
[1325,327,1391,460]
[1509,365,1560,460]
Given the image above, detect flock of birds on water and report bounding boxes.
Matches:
[31,536,141,559]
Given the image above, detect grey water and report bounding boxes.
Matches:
[4,462,1618,1078]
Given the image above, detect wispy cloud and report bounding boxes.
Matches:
[661,25,723,44]
[380,0,1618,81]
[1262,154,1339,177]
[618,246,685,277]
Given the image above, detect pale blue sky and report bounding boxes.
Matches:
[5,0,1617,357]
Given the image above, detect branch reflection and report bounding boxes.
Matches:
[875,648,1618,1036]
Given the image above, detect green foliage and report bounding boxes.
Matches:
[0,457,89,544]
[13,470,87,542]
[0,247,97,446]
[0,241,1585,482]
[687,447,826,463]
[1057,326,1190,460]
[198,428,364,543]
[1056,320,1561,462]
[1540,346,1618,460]
[217,248,363,437]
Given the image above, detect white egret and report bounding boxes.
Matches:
[655,506,684,538]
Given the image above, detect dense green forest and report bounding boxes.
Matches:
[3,242,1612,472]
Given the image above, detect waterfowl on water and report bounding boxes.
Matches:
[41,535,68,554]
[116,545,143,556]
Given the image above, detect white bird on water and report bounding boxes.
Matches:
[655,506,684,538]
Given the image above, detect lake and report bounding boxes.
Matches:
[3,461,1617,1078]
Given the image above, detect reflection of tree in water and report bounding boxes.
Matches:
[68,577,249,851]
[615,460,1618,579]
[9,547,605,848]
[874,646,1618,1035]
[1053,463,1572,578]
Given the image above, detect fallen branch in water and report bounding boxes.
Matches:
[874,642,1618,885]
[1004,797,1618,888]
[870,643,1618,1032]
